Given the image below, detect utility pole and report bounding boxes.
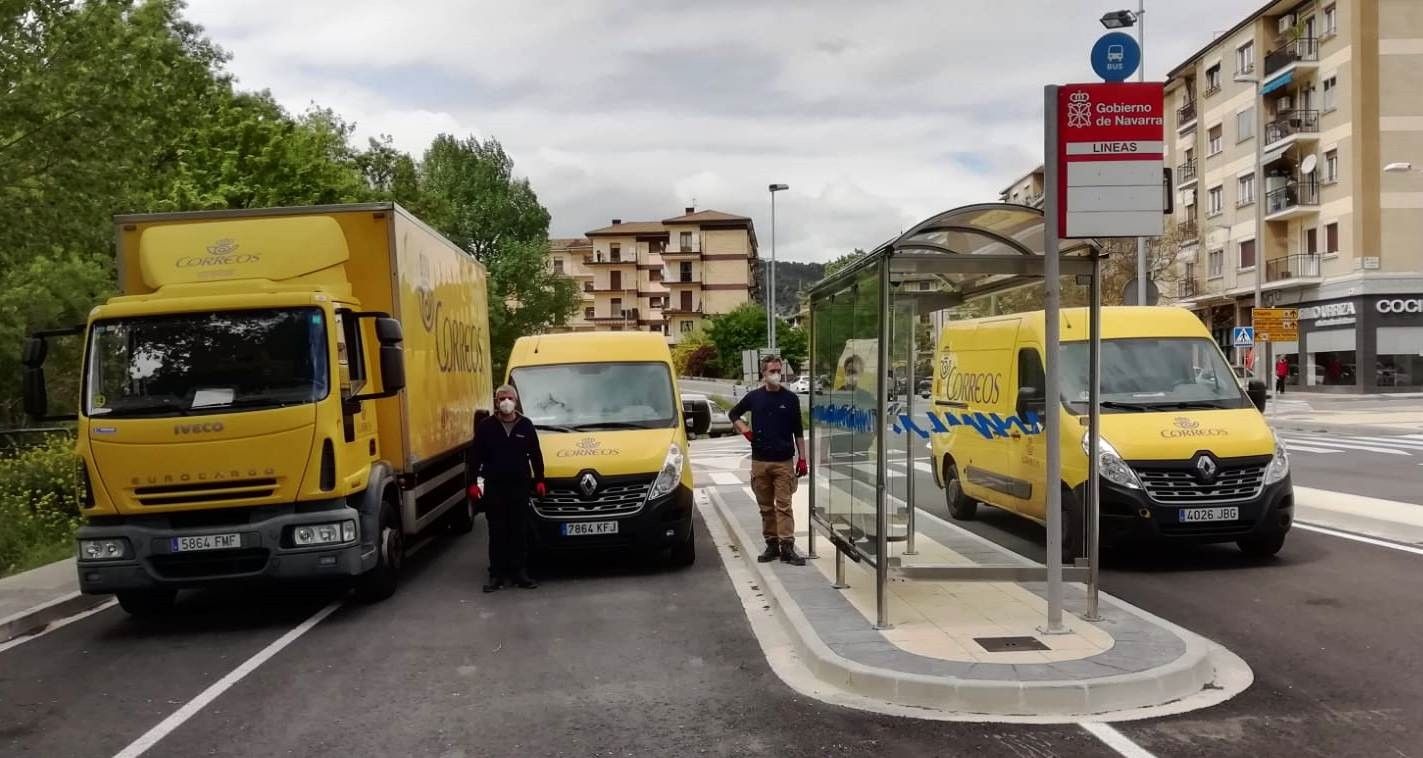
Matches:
[768,183,789,349]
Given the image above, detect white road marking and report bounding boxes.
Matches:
[1295,522,1423,557]
[1278,436,1412,456]
[708,471,742,486]
[112,599,343,758]
[1080,722,1158,757]
[1336,435,1423,449]
[0,599,118,654]
[1281,442,1341,454]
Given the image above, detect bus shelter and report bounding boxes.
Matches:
[805,203,1104,630]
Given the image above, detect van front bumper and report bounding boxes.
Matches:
[1088,474,1294,545]
[74,501,376,594]
[530,484,694,553]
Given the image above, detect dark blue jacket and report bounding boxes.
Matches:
[729,387,803,462]
[467,414,545,488]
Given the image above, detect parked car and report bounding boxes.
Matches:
[705,396,735,437]
[791,376,811,393]
[917,378,932,398]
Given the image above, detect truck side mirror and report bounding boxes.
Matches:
[22,336,47,368]
[379,344,406,394]
[374,317,403,345]
[1247,379,1268,413]
[20,329,81,421]
[23,367,48,418]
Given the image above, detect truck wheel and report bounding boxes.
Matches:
[1237,532,1287,558]
[943,460,977,520]
[447,497,475,535]
[355,500,402,602]
[668,523,696,568]
[116,589,177,617]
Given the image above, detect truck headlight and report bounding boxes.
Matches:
[78,538,129,561]
[1082,432,1142,490]
[1265,435,1290,485]
[648,444,686,500]
[292,520,357,546]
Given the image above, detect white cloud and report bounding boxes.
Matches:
[185,0,1248,262]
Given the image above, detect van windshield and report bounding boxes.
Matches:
[511,362,678,431]
[1060,337,1249,412]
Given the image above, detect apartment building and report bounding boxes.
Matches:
[546,207,759,342]
[1000,166,1046,208]
[1166,0,1423,392]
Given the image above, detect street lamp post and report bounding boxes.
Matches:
[1235,73,1265,379]
[768,183,789,350]
[1101,1,1148,306]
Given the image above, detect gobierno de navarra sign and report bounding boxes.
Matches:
[1058,82,1166,239]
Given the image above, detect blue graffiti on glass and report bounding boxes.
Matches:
[812,404,1042,441]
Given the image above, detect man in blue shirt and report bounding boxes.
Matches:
[729,355,808,565]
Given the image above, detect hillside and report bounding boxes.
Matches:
[759,260,825,317]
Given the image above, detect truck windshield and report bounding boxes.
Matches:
[511,362,677,431]
[85,308,329,418]
[1060,337,1249,412]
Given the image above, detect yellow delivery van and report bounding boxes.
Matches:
[505,332,695,565]
[929,306,1292,557]
[23,203,492,614]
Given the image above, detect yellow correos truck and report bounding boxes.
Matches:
[929,306,1293,557]
[22,203,492,613]
[504,332,695,565]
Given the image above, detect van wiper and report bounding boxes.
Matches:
[1100,401,1153,412]
[1159,401,1230,410]
[534,423,576,433]
[572,421,654,431]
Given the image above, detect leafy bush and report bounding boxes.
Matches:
[0,435,81,577]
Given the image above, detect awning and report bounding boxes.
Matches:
[1263,145,1290,166]
[1261,71,1293,95]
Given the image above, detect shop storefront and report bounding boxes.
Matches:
[1291,294,1423,392]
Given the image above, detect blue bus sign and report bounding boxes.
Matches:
[1091,32,1141,82]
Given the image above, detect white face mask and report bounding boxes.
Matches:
[765,372,782,386]
[497,399,516,414]
[844,373,859,388]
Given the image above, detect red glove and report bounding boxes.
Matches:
[534,482,547,497]
[796,459,808,478]
[467,484,482,500]
[742,429,754,442]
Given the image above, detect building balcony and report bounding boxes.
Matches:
[1175,218,1199,241]
[1265,253,1322,284]
[591,284,639,294]
[1202,81,1221,98]
[1264,37,1319,78]
[1177,159,1198,186]
[1265,179,1320,221]
[1264,110,1319,149]
[663,303,703,316]
[586,256,637,266]
[588,308,640,323]
[1179,278,1200,299]
[1177,100,1197,130]
[665,275,699,285]
[660,248,702,259]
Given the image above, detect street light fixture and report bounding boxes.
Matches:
[1099,9,1138,28]
[767,183,789,351]
[1384,162,1415,173]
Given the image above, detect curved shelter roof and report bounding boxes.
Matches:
[809,203,1100,306]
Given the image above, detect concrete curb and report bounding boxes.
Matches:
[705,486,1243,719]
[0,590,110,643]
[1269,420,1423,436]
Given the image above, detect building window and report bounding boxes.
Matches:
[649,268,662,281]
[1235,41,1254,75]
[1322,76,1337,111]
[1324,4,1337,36]
[1235,240,1257,270]
[1237,173,1256,206]
[611,297,622,317]
[1207,185,1224,216]
[1208,249,1224,278]
[1325,149,1339,183]
[1208,125,1223,156]
[553,258,564,275]
[1309,328,1356,387]
[679,261,693,282]
[1236,108,1254,142]
[1378,327,1423,388]
[584,307,594,319]
[610,243,622,262]
[1325,222,1339,253]
[1306,227,1318,255]
[680,320,694,334]
[680,231,693,252]
[1184,260,1197,287]
[1205,63,1222,93]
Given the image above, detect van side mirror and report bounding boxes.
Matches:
[1017,386,1045,419]
[1247,379,1268,413]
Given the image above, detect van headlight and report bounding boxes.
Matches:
[1082,432,1142,490]
[648,444,686,500]
[1265,435,1290,485]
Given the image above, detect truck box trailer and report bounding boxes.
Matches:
[22,203,492,613]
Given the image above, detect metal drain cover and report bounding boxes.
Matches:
[974,636,1050,653]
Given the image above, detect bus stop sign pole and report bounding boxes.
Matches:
[1041,84,1067,635]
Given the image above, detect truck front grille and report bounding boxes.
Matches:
[133,478,278,507]
[149,548,269,579]
[1137,464,1266,505]
[533,478,652,520]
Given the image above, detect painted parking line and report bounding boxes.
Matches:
[708,471,742,486]
[1294,522,1423,557]
[1080,722,1157,757]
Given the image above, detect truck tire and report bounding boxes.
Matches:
[943,460,977,520]
[668,523,696,568]
[116,589,177,617]
[1237,531,1286,558]
[447,497,475,535]
[355,499,402,602]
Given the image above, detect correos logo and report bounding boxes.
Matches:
[1376,299,1423,314]
[556,437,621,458]
[175,239,260,267]
[939,357,1002,405]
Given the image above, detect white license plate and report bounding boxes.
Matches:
[562,521,619,537]
[170,533,242,552]
[1178,507,1240,523]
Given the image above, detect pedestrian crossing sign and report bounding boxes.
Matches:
[1232,326,1255,347]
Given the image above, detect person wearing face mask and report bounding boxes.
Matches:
[728,355,809,566]
[466,384,546,592]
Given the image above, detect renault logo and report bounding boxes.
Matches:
[1195,455,1218,482]
[579,472,599,497]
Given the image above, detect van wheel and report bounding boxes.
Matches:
[943,461,977,520]
[669,524,696,568]
[116,589,177,617]
[355,499,402,602]
[1237,532,1286,558]
[447,497,475,535]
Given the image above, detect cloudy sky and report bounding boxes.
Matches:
[185,0,1250,263]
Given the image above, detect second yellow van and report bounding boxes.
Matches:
[505,332,695,565]
[929,306,1293,558]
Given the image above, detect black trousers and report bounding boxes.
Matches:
[1275,376,1286,393]
[484,483,531,580]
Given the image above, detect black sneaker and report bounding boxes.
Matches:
[779,542,806,566]
[482,577,504,593]
[757,542,780,563]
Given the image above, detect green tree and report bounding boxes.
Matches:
[672,328,715,376]
[705,303,769,379]
[416,135,550,262]
[823,248,867,279]
[485,239,580,379]
[777,324,807,373]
